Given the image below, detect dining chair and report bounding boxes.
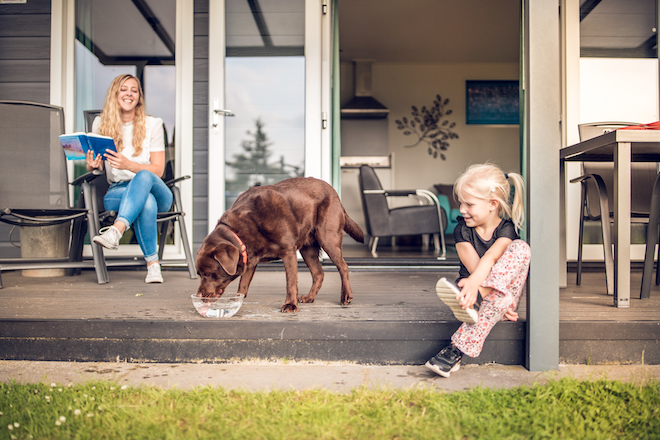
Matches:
[0,101,109,287]
[571,121,656,296]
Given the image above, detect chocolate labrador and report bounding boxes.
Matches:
[196,177,364,312]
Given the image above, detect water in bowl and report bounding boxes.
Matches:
[192,294,244,318]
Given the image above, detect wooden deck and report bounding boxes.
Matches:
[0,243,658,366]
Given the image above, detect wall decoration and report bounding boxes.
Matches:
[466,80,519,125]
[395,95,459,160]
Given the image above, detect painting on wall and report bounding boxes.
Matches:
[465,80,519,125]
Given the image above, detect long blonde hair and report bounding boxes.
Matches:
[454,163,526,232]
[98,74,146,155]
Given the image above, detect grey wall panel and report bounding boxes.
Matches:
[0,37,51,59]
[0,0,49,15]
[194,15,209,36]
[0,83,49,102]
[194,59,208,82]
[193,150,207,175]
[194,81,207,105]
[0,60,50,82]
[194,0,208,14]
[193,1,209,249]
[193,105,208,130]
[193,127,208,149]
[0,15,50,37]
[194,36,208,59]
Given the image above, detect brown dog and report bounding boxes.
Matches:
[196,177,364,312]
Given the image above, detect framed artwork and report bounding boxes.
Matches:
[465,80,520,125]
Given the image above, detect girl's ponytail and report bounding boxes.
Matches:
[507,172,525,232]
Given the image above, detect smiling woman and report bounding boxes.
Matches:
[73,0,179,250]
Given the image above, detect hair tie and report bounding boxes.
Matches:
[504,173,509,179]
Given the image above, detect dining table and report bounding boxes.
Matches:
[560,129,660,308]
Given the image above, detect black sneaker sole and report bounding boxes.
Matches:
[424,360,461,378]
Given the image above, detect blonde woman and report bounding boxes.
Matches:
[426,163,530,377]
[86,74,172,283]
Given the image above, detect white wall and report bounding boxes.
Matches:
[341,61,520,191]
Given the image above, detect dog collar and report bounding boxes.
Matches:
[228,229,248,265]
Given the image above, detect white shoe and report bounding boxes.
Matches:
[93,226,122,251]
[145,263,163,283]
[435,277,479,324]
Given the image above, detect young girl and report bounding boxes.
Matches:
[87,74,173,283]
[425,163,531,377]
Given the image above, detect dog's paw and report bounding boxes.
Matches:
[280,303,299,313]
[298,295,315,303]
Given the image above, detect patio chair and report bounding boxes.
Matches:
[571,121,657,296]
[0,100,109,288]
[70,111,197,279]
[358,164,447,259]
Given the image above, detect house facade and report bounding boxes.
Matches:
[4,0,650,370]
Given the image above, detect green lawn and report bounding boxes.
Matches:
[1,378,659,439]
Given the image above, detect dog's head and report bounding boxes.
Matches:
[195,232,243,298]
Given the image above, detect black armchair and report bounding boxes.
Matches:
[358,165,447,258]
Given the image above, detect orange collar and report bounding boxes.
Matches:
[228,229,247,265]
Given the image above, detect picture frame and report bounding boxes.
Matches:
[465,80,520,125]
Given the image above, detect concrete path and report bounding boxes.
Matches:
[0,361,657,393]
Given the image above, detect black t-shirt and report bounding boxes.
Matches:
[453,216,519,281]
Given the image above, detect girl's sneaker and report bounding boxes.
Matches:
[145,263,163,283]
[425,345,463,378]
[435,277,479,324]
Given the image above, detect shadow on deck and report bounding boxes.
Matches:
[0,244,658,366]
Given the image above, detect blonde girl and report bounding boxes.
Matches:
[425,163,531,377]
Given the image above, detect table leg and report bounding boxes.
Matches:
[613,141,631,308]
[559,160,567,288]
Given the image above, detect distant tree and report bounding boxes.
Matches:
[395,95,459,160]
[226,118,302,194]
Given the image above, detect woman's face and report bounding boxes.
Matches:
[116,78,140,115]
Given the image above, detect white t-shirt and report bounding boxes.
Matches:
[92,115,165,183]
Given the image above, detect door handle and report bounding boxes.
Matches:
[212,98,234,133]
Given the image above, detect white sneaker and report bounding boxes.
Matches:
[145,263,163,283]
[93,226,122,251]
[435,277,479,324]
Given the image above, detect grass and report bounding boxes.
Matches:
[1,378,659,439]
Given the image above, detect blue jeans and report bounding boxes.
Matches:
[103,170,173,262]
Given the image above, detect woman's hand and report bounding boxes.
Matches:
[457,277,481,309]
[104,149,130,170]
[86,150,103,171]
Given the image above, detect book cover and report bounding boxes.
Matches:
[59,133,117,161]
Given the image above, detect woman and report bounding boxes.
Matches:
[86,74,173,283]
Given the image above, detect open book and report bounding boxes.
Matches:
[59,132,117,160]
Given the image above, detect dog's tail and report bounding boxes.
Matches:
[343,212,365,243]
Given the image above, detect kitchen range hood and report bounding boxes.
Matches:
[341,60,389,119]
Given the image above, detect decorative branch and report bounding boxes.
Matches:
[395,95,459,160]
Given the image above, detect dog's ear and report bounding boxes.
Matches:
[212,242,240,276]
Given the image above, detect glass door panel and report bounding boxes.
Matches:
[223,0,306,208]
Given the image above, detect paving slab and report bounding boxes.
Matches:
[0,360,658,393]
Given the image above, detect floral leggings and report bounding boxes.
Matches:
[451,239,531,358]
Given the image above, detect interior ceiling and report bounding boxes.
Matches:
[338,0,521,64]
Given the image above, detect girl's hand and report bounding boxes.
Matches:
[86,150,103,170]
[104,149,129,170]
[457,277,480,309]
